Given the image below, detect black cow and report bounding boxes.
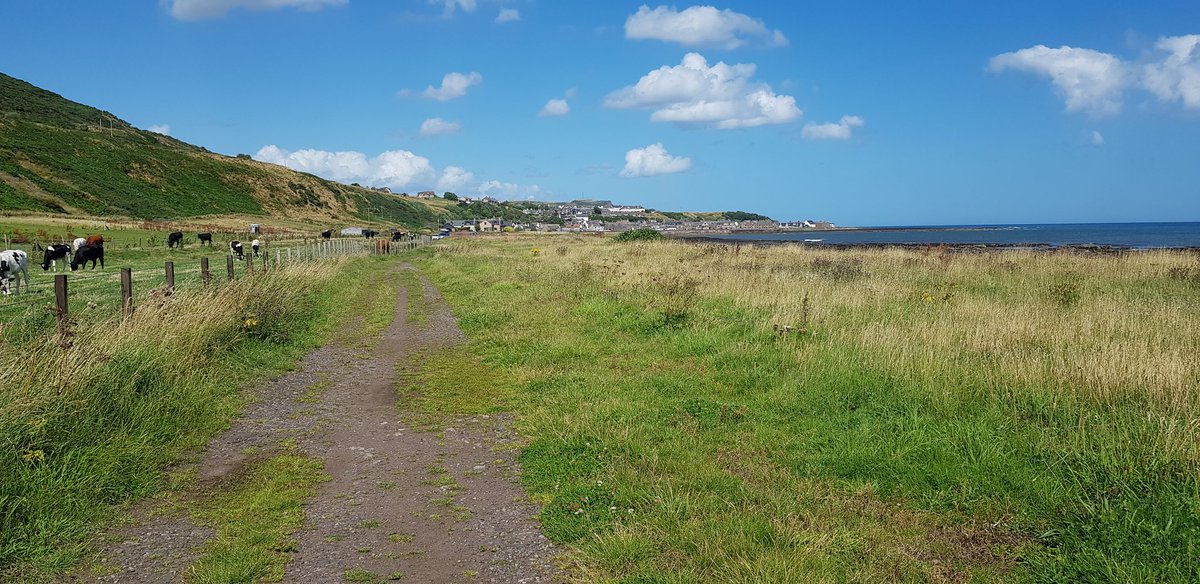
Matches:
[71,244,104,271]
[42,244,71,271]
[198,232,213,246]
[229,240,244,260]
[363,229,378,239]
[391,231,406,242]
[321,229,332,240]
[167,231,184,249]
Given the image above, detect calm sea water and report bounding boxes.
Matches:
[711,222,1200,249]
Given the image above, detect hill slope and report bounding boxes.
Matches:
[0,72,440,227]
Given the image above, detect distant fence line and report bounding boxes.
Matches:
[1,236,431,323]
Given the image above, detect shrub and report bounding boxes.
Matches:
[614,228,664,242]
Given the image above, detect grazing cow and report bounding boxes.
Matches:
[167,231,184,249]
[251,239,261,257]
[362,229,378,239]
[321,229,332,240]
[85,234,104,247]
[197,232,213,246]
[229,241,244,260]
[71,244,104,271]
[72,237,87,252]
[42,244,72,271]
[0,250,30,295]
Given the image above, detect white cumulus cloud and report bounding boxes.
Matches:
[168,0,345,20]
[414,71,483,101]
[147,124,171,135]
[989,45,1130,116]
[1142,34,1200,109]
[801,115,864,140]
[477,180,544,199]
[432,0,476,17]
[605,53,801,129]
[437,166,475,191]
[254,145,436,190]
[625,5,787,49]
[495,8,520,23]
[539,98,570,117]
[620,143,692,178]
[419,117,462,136]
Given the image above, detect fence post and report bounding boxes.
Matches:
[121,268,133,318]
[165,261,175,293]
[246,255,254,275]
[226,255,234,282]
[201,257,210,287]
[54,274,67,326]
[287,248,292,262]
[276,249,281,268]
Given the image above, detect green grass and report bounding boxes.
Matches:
[0,253,409,580]
[187,452,328,583]
[409,238,1200,582]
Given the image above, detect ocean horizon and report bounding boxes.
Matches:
[712,221,1200,249]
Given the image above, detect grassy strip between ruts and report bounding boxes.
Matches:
[186,446,327,583]
[0,253,405,580]
[410,236,1200,583]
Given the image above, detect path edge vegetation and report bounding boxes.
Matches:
[0,254,405,580]
[409,237,1200,583]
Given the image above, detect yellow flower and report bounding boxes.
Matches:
[530,248,541,256]
[20,449,45,464]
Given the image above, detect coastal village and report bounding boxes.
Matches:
[376,188,836,234]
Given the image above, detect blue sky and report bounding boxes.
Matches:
[1,1,1198,225]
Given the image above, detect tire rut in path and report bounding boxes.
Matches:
[283,266,560,583]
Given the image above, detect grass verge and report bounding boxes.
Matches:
[411,236,1200,582]
[0,254,404,579]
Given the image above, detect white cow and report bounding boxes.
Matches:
[251,239,261,257]
[0,250,30,295]
[72,237,87,252]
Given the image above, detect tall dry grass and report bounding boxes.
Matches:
[0,259,344,574]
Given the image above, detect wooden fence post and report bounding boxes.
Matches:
[276,249,281,268]
[54,274,67,326]
[226,255,234,282]
[121,268,133,318]
[246,255,254,275]
[165,261,175,293]
[201,257,210,287]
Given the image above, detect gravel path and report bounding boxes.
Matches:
[65,264,561,583]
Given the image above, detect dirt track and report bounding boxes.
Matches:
[67,264,560,583]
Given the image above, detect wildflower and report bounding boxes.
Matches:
[20,449,45,464]
[531,248,541,256]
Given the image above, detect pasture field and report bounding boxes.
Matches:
[0,218,370,342]
[408,236,1200,582]
[0,243,406,579]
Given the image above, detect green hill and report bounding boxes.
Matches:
[0,72,440,228]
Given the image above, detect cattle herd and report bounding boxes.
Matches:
[1,227,419,295]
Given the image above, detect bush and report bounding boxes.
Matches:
[614,229,664,242]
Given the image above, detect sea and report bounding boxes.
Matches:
[709,222,1200,249]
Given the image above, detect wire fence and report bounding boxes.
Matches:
[0,236,432,320]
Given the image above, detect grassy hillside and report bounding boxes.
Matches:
[0,72,439,228]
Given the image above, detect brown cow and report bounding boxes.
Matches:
[86,234,104,247]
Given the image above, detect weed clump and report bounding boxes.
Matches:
[614,228,664,242]
[1047,280,1082,307]
[811,256,866,280]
